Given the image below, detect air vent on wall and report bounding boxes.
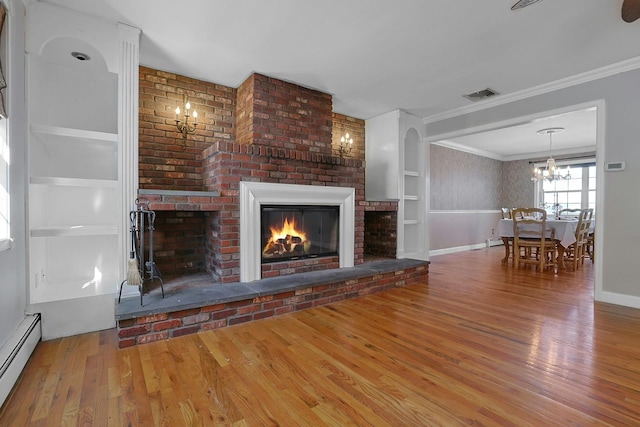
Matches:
[462,88,499,102]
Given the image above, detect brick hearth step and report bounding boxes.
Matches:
[115,258,428,348]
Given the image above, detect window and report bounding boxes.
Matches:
[536,160,596,217]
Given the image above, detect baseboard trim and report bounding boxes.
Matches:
[430,240,504,257]
[430,243,485,257]
[596,291,640,310]
[0,313,41,406]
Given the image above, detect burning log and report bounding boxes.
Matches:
[262,220,309,258]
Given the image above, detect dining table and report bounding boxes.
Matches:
[497,218,593,269]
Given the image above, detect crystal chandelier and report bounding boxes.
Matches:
[531,127,571,182]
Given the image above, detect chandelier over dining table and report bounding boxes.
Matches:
[531,127,571,182]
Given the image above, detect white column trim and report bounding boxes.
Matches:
[118,23,140,296]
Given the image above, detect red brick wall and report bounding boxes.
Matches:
[201,141,365,283]
[235,74,253,146]
[139,68,372,282]
[241,74,334,155]
[138,66,236,190]
[152,211,207,279]
[363,202,398,258]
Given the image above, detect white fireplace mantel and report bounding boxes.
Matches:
[240,182,355,282]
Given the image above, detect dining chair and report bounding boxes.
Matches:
[559,208,582,219]
[512,207,556,271]
[586,232,595,262]
[564,208,593,270]
[500,208,519,263]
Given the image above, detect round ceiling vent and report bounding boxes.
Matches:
[71,51,91,61]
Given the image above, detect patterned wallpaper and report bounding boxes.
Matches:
[501,159,535,208]
[430,145,596,211]
[430,144,502,210]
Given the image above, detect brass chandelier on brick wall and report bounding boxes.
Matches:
[175,94,198,140]
[335,132,353,158]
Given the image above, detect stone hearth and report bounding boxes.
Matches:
[116,258,428,348]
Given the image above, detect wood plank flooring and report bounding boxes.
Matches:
[2,247,640,426]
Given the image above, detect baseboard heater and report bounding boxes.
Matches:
[0,313,41,407]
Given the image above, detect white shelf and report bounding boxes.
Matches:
[30,225,119,238]
[30,176,118,188]
[30,274,120,304]
[31,124,117,143]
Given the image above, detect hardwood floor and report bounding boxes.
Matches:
[2,247,640,426]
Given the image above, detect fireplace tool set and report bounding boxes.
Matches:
[118,199,164,306]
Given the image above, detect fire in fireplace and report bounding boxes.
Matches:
[261,205,339,263]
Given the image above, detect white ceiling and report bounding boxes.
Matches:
[433,107,598,161]
[40,0,640,157]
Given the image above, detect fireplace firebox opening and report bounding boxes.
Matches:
[261,205,339,264]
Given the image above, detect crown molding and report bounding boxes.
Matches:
[423,56,640,124]
[430,139,506,161]
[432,139,597,163]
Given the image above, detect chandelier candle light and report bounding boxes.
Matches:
[531,127,571,182]
[336,132,353,158]
[175,95,197,140]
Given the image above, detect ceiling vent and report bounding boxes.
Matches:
[511,0,543,11]
[463,88,499,102]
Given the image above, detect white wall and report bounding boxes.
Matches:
[0,0,27,350]
[365,110,400,201]
[426,67,640,307]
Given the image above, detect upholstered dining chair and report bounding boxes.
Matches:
[564,208,594,271]
[512,207,557,271]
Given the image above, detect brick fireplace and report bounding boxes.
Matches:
[114,68,423,347]
[138,68,397,284]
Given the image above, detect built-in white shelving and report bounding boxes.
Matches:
[23,1,141,339]
[402,124,426,258]
[365,110,427,260]
[27,37,120,305]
